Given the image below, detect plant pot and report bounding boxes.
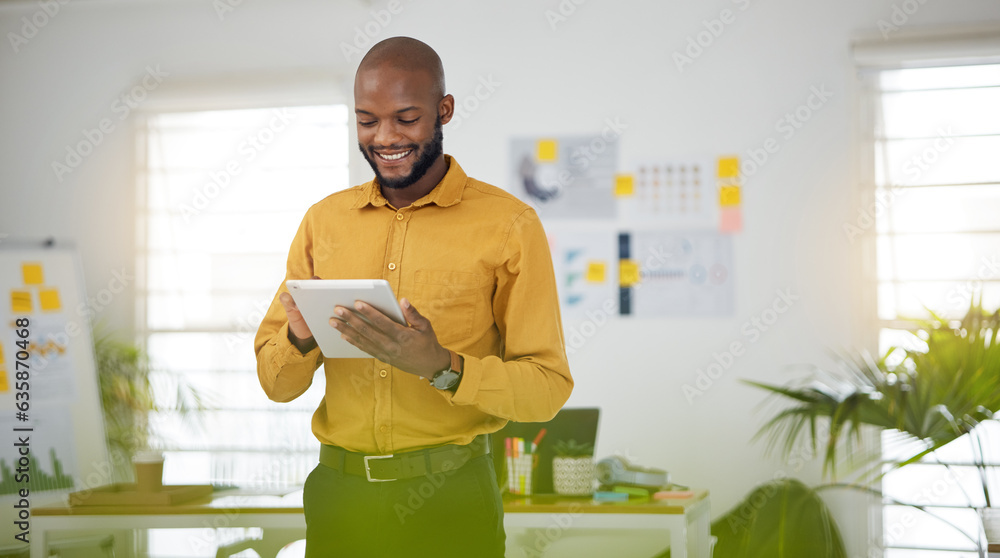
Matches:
[982,508,1000,543]
[552,456,595,496]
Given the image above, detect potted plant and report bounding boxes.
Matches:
[552,439,595,496]
[94,330,204,483]
[745,300,1000,552]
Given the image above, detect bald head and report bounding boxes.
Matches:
[356,37,446,99]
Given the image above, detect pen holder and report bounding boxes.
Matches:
[506,454,537,495]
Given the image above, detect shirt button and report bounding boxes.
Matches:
[379,426,388,433]
[388,263,396,270]
[379,369,387,378]
[396,213,404,220]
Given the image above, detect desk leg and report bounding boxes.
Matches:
[31,523,46,558]
[667,517,688,558]
[686,498,712,558]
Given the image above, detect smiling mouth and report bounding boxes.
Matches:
[375,149,413,161]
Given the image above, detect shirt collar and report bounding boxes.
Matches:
[351,154,468,210]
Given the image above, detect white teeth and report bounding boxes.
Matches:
[378,150,411,161]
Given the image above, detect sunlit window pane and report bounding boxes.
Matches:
[875,63,1000,554]
[140,104,347,488]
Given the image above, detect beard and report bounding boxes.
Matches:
[359,116,444,190]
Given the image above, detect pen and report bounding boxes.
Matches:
[505,438,515,493]
[532,428,547,453]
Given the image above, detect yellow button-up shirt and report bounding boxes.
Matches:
[254,156,573,454]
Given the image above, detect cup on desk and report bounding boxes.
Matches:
[134,451,164,492]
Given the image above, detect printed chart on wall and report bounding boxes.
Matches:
[546,227,618,323]
[510,136,618,220]
[618,231,734,317]
[0,244,107,507]
[616,158,718,229]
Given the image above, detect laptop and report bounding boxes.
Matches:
[490,407,600,494]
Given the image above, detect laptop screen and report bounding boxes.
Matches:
[490,407,600,494]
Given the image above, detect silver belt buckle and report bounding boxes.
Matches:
[364,454,395,482]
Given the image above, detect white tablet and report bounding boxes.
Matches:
[285,279,407,359]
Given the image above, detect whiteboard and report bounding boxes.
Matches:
[0,241,108,525]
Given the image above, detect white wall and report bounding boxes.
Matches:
[3,0,998,554]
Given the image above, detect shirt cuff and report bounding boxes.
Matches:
[271,322,322,366]
[445,351,480,406]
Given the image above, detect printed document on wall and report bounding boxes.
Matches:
[510,135,618,220]
[619,231,734,317]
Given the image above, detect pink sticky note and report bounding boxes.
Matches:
[720,207,742,232]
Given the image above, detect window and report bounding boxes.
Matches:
[137,104,349,490]
[869,63,1000,556]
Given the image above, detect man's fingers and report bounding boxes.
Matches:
[278,291,298,312]
[352,301,404,332]
[280,291,315,342]
[400,298,430,329]
[330,308,394,360]
[332,305,391,343]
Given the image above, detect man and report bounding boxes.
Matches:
[254,37,573,557]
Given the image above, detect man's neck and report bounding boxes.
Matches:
[381,156,449,209]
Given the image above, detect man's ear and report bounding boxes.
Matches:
[438,94,455,125]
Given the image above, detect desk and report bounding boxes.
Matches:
[503,492,711,558]
[33,489,710,558]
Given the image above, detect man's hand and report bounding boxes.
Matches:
[330,297,450,379]
[279,277,320,353]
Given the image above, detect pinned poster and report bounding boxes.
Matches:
[618,230,734,317]
[0,243,106,510]
[546,227,618,321]
[511,135,618,220]
[619,159,717,229]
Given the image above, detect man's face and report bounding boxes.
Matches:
[354,65,447,190]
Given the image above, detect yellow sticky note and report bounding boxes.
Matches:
[717,157,739,179]
[22,263,43,285]
[585,261,607,283]
[619,259,640,287]
[614,174,635,197]
[720,207,743,232]
[719,185,741,206]
[11,290,32,313]
[39,288,62,312]
[536,139,558,162]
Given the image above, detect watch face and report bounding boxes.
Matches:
[432,370,460,389]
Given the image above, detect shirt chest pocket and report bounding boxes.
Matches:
[413,269,490,346]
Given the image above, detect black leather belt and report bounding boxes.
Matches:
[319,435,490,482]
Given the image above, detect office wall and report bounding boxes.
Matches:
[2,0,998,554]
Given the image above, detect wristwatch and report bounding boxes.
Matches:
[429,350,463,390]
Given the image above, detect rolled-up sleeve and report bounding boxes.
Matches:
[441,208,573,422]
[254,209,323,402]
